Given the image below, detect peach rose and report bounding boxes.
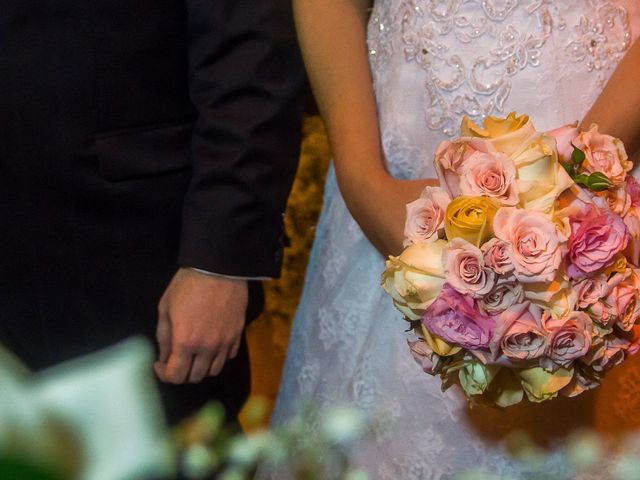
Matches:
[479,276,524,315]
[493,207,565,283]
[573,125,632,187]
[407,339,440,374]
[607,269,640,332]
[442,238,496,297]
[573,274,610,309]
[588,269,640,330]
[403,187,451,246]
[561,366,600,397]
[458,151,519,206]
[583,335,629,373]
[542,311,593,369]
[481,238,514,275]
[626,176,640,207]
[624,206,640,266]
[547,124,579,163]
[434,139,481,198]
[491,302,548,363]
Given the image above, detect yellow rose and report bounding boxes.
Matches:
[381,241,447,321]
[420,324,461,357]
[603,253,628,277]
[444,196,499,247]
[460,112,536,156]
[523,269,577,320]
[518,366,574,402]
[512,134,575,214]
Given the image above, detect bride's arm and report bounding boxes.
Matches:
[581,38,640,159]
[293,0,436,256]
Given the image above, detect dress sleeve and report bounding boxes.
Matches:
[178,0,304,277]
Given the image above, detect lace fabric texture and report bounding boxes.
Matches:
[266,1,640,478]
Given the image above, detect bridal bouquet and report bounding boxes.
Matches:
[382,112,640,406]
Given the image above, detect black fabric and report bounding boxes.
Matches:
[0,0,303,422]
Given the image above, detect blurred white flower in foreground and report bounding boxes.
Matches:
[0,337,174,480]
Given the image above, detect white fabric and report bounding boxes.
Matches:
[268,1,640,478]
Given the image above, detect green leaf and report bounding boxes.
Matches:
[562,161,574,176]
[573,173,589,186]
[571,144,586,165]
[586,172,613,191]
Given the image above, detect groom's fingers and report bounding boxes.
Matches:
[229,337,241,360]
[159,347,194,384]
[208,349,228,377]
[189,352,214,383]
[155,312,172,364]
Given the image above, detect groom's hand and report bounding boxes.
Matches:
[154,268,248,384]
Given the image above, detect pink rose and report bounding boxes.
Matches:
[407,339,439,375]
[542,311,593,369]
[627,325,640,355]
[547,124,579,163]
[459,151,519,206]
[481,238,514,275]
[624,206,640,266]
[602,269,640,332]
[493,207,564,283]
[434,139,483,198]
[626,176,640,207]
[573,274,610,309]
[443,238,496,297]
[479,276,524,315]
[422,284,495,350]
[583,335,630,373]
[573,125,632,186]
[561,366,600,397]
[567,205,628,279]
[404,187,451,246]
[491,302,547,362]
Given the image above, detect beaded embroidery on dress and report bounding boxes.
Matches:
[267,1,640,478]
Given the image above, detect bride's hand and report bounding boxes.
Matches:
[340,173,439,258]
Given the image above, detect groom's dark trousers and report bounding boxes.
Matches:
[0,0,303,424]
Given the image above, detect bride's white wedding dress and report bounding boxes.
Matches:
[270,1,640,478]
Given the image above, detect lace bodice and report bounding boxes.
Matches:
[266,2,640,479]
[368,0,639,179]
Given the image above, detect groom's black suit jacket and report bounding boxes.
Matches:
[0,0,303,422]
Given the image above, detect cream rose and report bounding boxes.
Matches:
[511,134,575,214]
[382,241,447,320]
[524,270,577,319]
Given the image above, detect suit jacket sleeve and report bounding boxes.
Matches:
[178,0,304,277]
